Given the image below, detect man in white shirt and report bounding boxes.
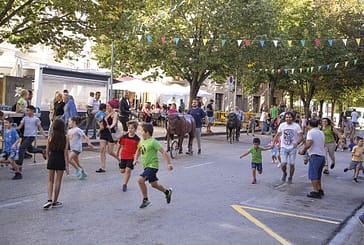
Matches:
[299,119,326,199]
[85,91,101,139]
[351,109,359,128]
[272,112,303,184]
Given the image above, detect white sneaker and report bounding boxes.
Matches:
[43,200,52,209]
[277,162,281,168]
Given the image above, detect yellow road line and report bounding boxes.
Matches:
[231,205,292,245]
[240,205,340,225]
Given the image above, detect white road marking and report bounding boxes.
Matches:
[0,199,33,209]
[184,162,215,169]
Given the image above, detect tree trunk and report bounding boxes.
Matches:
[289,91,294,109]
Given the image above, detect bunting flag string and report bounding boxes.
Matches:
[131,34,363,49]
[252,58,359,75]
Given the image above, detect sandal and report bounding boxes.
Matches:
[95,168,106,173]
[323,169,329,175]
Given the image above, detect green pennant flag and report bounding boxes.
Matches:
[301,40,306,47]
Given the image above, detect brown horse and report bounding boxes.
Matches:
[166,113,196,154]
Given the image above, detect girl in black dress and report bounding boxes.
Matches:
[43,119,69,209]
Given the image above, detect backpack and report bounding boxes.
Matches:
[11,103,17,112]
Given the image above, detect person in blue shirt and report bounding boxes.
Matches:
[0,117,22,179]
[62,94,78,129]
[187,98,208,155]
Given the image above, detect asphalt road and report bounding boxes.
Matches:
[0,132,363,245]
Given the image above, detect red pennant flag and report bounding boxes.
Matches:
[314,39,320,47]
[161,36,166,44]
[244,39,250,47]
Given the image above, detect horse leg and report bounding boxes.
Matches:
[178,135,183,154]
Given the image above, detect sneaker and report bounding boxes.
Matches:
[139,199,151,209]
[251,179,257,184]
[323,169,329,175]
[122,184,127,192]
[76,168,82,178]
[79,172,88,180]
[281,172,287,182]
[353,178,359,183]
[52,201,63,208]
[42,150,47,160]
[330,163,335,169]
[319,189,325,196]
[287,177,293,184]
[307,191,321,199]
[95,168,106,173]
[12,172,22,180]
[303,159,309,165]
[276,162,281,168]
[344,168,349,172]
[359,214,364,226]
[197,149,201,155]
[166,188,172,204]
[43,200,53,209]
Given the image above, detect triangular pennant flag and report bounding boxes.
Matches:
[314,39,320,47]
[342,39,347,46]
[328,39,333,47]
[265,69,268,72]
[318,66,322,71]
[237,40,243,47]
[174,37,179,45]
[354,59,358,65]
[202,38,208,46]
[306,67,310,73]
[311,67,314,72]
[271,69,275,74]
[124,35,129,41]
[300,68,303,73]
[345,61,349,67]
[277,69,281,74]
[221,39,226,47]
[287,40,292,47]
[259,40,265,47]
[291,68,295,74]
[137,35,142,42]
[335,63,339,68]
[273,40,278,47]
[161,36,166,44]
[146,35,152,42]
[326,64,330,70]
[284,69,288,74]
[244,39,250,47]
[300,40,306,47]
[189,38,194,45]
[356,38,361,47]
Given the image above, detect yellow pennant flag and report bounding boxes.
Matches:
[356,38,361,47]
[300,68,303,73]
[203,39,208,46]
[345,61,349,67]
[287,40,292,47]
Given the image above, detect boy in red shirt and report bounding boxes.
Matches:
[116,120,140,192]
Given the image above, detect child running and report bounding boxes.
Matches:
[68,117,94,180]
[270,134,281,167]
[133,123,173,208]
[44,119,69,209]
[344,136,364,183]
[116,120,140,192]
[0,117,22,179]
[240,137,271,184]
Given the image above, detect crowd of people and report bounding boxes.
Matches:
[1,90,363,210]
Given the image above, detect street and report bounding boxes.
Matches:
[0,131,363,245]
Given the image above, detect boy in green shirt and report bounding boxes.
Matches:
[239,138,271,184]
[133,123,173,208]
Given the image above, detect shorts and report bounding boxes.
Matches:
[349,161,363,169]
[140,167,159,183]
[251,162,263,172]
[0,151,17,161]
[119,159,134,170]
[271,146,279,156]
[71,150,81,155]
[308,154,325,180]
[280,147,297,165]
[208,117,214,124]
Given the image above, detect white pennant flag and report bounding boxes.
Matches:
[291,68,295,74]
[273,40,278,47]
[189,38,194,45]
[137,35,142,42]
[342,38,348,46]
[335,63,339,68]
[237,40,242,47]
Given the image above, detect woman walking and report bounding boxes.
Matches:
[96,102,119,172]
[321,118,339,175]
